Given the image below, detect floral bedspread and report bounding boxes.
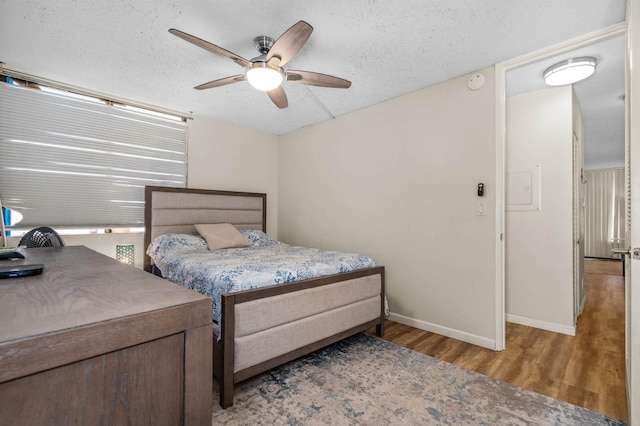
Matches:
[146,231,378,328]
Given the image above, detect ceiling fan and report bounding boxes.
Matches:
[169,21,351,109]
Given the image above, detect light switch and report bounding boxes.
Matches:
[477,202,486,216]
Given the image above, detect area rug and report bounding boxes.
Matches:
[211,333,627,425]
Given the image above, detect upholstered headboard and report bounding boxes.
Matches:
[144,186,267,272]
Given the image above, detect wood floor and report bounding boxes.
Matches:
[585,257,625,276]
[368,258,628,421]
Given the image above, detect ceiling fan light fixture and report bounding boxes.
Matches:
[543,56,597,86]
[246,62,284,92]
[170,21,350,109]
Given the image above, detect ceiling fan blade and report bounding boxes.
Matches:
[266,21,313,67]
[169,28,251,68]
[287,70,351,89]
[194,74,246,90]
[267,86,288,109]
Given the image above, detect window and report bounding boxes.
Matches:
[0,76,188,230]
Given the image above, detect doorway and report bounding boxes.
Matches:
[503,31,624,331]
[494,22,628,418]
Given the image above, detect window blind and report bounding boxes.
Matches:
[0,81,187,228]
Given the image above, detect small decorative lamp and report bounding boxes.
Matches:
[116,243,135,266]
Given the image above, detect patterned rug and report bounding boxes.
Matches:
[211,333,627,425]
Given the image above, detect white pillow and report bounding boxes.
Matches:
[195,223,250,250]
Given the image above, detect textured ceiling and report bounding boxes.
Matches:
[0,1,626,165]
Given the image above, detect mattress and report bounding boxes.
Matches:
[146,230,378,327]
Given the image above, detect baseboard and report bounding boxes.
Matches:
[387,312,497,350]
[579,294,587,317]
[505,313,575,336]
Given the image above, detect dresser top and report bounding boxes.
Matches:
[0,245,211,344]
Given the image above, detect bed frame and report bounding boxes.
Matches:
[144,186,385,408]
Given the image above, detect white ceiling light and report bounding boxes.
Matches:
[245,61,284,92]
[543,56,597,86]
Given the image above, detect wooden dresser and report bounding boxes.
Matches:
[0,246,213,425]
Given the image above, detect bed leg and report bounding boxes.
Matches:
[220,373,234,408]
[220,294,236,408]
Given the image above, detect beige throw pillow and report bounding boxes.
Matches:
[195,223,250,250]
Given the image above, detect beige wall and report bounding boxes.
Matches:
[505,86,575,334]
[278,68,498,348]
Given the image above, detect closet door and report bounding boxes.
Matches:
[573,131,586,320]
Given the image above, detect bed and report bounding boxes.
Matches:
[143,186,386,408]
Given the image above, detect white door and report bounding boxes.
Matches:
[625,1,639,421]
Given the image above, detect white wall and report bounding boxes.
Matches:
[278,68,498,348]
[586,159,626,171]
[187,115,280,236]
[505,86,575,334]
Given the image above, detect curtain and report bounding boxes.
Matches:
[584,168,625,258]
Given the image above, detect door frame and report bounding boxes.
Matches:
[626,0,639,420]
[573,129,586,322]
[494,22,625,351]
